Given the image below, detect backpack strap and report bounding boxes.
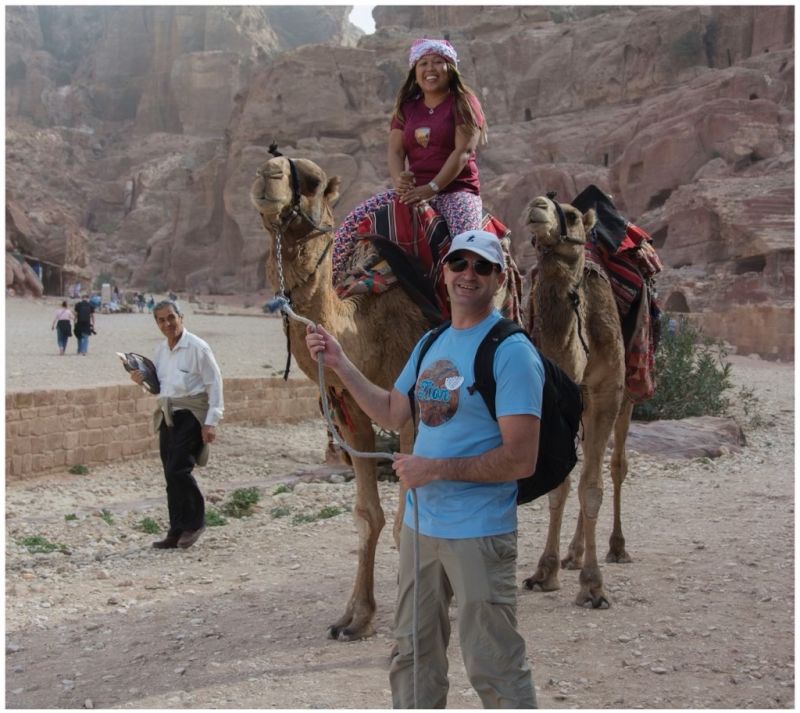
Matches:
[408,320,451,425]
[468,318,527,421]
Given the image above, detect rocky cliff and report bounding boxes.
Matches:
[5,5,794,359]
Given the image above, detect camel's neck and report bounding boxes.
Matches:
[268,227,344,328]
[532,251,586,346]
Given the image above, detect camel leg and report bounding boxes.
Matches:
[606,399,634,563]
[561,510,585,570]
[523,475,571,591]
[574,386,621,609]
[327,404,385,641]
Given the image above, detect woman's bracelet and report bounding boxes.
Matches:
[428,180,440,193]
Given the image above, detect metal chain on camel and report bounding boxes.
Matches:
[266,291,423,709]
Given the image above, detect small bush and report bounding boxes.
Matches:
[69,464,89,475]
[634,315,733,421]
[737,386,766,428]
[271,506,291,519]
[99,509,115,525]
[318,506,344,519]
[292,506,346,525]
[64,513,78,521]
[272,484,291,496]
[221,487,260,518]
[205,509,227,527]
[292,513,318,525]
[138,517,160,534]
[19,535,67,554]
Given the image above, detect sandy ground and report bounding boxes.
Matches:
[5,294,299,392]
[4,295,796,709]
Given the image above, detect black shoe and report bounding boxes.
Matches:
[152,535,180,549]
[177,526,205,549]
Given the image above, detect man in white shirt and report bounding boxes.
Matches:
[131,299,224,549]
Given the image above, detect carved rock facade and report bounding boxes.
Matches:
[4,6,794,358]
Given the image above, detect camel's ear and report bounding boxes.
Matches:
[325,176,341,207]
[582,208,597,232]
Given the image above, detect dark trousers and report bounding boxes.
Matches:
[159,410,205,536]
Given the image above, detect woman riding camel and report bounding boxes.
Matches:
[332,38,487,282]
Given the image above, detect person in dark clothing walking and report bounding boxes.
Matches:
[73,295,95,355]
[130,299,224,550]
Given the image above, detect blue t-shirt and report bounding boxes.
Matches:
[394,311,544,539]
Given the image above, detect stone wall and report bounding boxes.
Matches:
[5,377,320,481]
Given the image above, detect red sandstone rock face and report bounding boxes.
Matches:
[3,6,794,358]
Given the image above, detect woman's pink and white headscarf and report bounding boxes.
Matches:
[408,38,458,68]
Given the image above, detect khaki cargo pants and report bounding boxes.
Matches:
[390,525,537,709]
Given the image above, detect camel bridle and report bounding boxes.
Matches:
[534,192,591,358]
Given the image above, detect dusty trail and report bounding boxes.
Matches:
[5,297,794,708]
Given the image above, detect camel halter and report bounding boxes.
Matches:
[535,193,591,358]
[263,144,334,378]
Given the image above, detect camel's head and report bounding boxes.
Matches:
[524,194,596,257]
[250,156,341,234]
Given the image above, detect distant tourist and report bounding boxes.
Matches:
[51,300,75,356]
[73,294,96,356]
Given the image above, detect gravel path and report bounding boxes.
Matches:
[5,296,795,708]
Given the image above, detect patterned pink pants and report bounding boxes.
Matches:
[333,190,483,283]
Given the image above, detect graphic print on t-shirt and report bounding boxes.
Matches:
[414,127,431,148]
[416,359,461,426]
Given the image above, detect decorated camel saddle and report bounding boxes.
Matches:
[333,197,524,325]
[573,185,663,402]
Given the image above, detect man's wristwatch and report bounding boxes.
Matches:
[428,180,440,193]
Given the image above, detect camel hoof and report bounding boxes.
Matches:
[605,550,633,564]
[327,623,374,641]
[522,576,560,592]
[561,555,583,570]
[576,594,611,610]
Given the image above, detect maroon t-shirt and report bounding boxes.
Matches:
[390,93,484,195]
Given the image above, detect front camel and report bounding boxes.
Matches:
[522,194,634,608]
[250,156,431,640]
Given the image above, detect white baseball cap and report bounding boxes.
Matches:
[444,230,506,269]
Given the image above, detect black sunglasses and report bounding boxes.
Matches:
[444,255,500,276]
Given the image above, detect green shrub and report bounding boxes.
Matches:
[633,315,733,421]
[221,487,260,518]
[18,535,67,554]
[292,506,345,525]
[99,508,115,525]
[272,484,291,496]
[271,506,291,519]
[205,509,227,527]
[64,513,78,521]
[292,513,318,525]
[69,464,89,475]
[138,517,160,534]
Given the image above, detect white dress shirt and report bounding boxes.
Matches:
[153,329,224,426]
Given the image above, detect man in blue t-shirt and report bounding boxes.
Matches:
[306,230,544,708]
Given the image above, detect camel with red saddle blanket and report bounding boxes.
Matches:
[523,190,660,608]
[249,155,516,641]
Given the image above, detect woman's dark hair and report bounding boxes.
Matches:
[391,59,488,145]
[61,300,67,308]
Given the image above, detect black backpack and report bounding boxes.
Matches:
[409,318,583,504]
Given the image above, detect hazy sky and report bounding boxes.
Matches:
[349,5,376,33]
